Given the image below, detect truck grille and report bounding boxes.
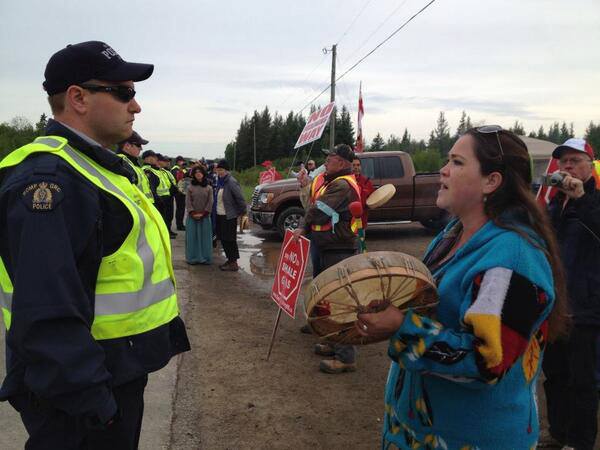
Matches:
[251,187,260,208]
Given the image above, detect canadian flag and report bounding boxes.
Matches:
[356,82,364,153]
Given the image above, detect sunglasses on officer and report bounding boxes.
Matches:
[78,84,136,102]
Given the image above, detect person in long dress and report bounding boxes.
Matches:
[185,166,214,265]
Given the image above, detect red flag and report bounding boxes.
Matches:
[356,82,364,153]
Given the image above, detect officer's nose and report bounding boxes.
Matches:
[129,98,142,114]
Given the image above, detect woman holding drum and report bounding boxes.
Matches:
[356,127,568,449]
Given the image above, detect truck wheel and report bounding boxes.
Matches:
[276,206,305,238]
[420,212,450,233]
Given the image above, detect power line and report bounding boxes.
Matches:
[340,0,410,68]
[298,0,437,114]
[334,0,375,46]
[275,52,329,112]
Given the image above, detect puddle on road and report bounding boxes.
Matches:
[232,231,312,280]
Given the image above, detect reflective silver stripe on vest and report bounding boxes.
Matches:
[57,141,175,314]
[0,290,11,311]
[36,136,63,148]
[95,277,174,315]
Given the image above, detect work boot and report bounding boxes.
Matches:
[319,359,356,374]
[300,324,313,334]
[314,343,335,357]
[220,261,239,272]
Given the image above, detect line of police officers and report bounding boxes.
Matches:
[0,41,190,449]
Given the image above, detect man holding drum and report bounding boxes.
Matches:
[293,144,362,373]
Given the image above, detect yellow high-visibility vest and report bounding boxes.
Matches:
[144,165,169,197]
[309,173,362,234]
[118,153,154,203]
[0,136,178,340]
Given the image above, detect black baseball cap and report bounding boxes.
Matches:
[216,159,230,170]
[43,41,154,96]
[175,155,185,162]
[322,144,355,162]
[141,150,157,159]
[120,131,149,147]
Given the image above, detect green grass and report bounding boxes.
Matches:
[241,184,255,203]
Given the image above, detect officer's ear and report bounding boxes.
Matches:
[64,85,90,115]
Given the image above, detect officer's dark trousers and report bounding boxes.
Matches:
[164,195,175,232]
[542,325,599,450]
[216,215,239,261]
[175,193,186,229]
[319,248,357,364]
[13,375,148,450]
[158,195,173,232]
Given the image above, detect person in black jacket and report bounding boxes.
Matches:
[542,138,600,450]
[214,159,246,271]
[0,41,190,450]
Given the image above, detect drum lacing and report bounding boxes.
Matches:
[337,266,361,308]
[368,256,392,302]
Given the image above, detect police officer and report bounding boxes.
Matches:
[0,41,190,449]
[157,154,178,238]
[141,149,163,206]
[117,131,153,203]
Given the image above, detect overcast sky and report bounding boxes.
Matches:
[1,0,598,160]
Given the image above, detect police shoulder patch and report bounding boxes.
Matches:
[22,181,64,211]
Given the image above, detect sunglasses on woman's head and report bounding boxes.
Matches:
[475,125,505,158]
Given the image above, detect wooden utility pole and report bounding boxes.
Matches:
[329,44,337,151]
[253,120,257,167]
[233,141,237,171]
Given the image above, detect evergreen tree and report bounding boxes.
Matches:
[429,112,453,156]
[585,121,600,159]
[455,111,471,138]
[400,128,411,152]
[255,107,272,163]
[224,141,236,170]
[35,113,48,135]
[559,121,572,143]
[268,113,285,159]
[335,105,355,147]
[509,120,525,135]
[385,134,401,151]
[537,126,547,140]
[370,133,385,151]
[547,122,561,144]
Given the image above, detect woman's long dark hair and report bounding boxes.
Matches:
[190,166,208,187]
[466,128,569,341]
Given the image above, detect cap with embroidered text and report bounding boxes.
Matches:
[43,41,154,96]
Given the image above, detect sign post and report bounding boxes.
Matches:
[294,101,336,149]
[266,229,310,360]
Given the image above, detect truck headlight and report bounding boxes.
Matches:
[259,192,274,204]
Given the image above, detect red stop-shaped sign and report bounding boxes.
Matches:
[271,229,310,318]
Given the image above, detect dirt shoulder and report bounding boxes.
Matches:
[168,229,409,449]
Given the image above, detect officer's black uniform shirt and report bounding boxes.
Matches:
[0,120,190,423]
[117,150,143,168]
[142,163,161,204]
